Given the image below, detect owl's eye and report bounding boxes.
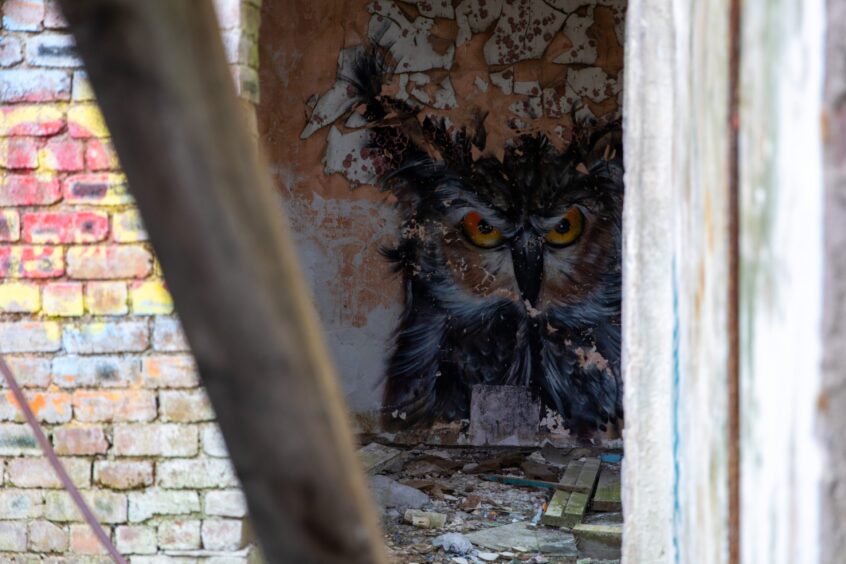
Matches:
[461,211,506,249]
[546,207,584,247]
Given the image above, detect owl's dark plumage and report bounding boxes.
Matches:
[343,45,623,437]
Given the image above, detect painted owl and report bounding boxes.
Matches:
[344,46,623,437]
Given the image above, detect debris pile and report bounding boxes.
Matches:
[358,442,623,563]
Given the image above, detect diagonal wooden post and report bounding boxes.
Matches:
[56,1,386,562]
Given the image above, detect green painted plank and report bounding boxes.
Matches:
[541,488,572,527]
[480,474,585,492]
[592,467,622,512]
[559,458,600,528]
[542,458,596,527]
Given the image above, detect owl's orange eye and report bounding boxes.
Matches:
[461,211,505,249]
[546,207,584,247]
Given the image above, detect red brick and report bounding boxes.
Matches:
[66,245,151,279]
[3,0,45,31]
[52,425,108,455]
[0,245,64,278]
[0,137,39,169]
[0,37,23,67]
[157,519,200,550]
[0,104,64,136]
[69,524,106,555]
[7,457,90,488]
[62,320,149,353]
[42,281,83,316]
[72,390,156,422]
[29,520,67,553]
[85,281,127,315]
[94,461,153,490]
[142,355,199,388]
[0,69,70,103]
[0,175,61,206]
[115,525,156,554]
[201,519,246,551]
[22,211,108,244]
[0,210,20,242]
[62,172,131,205]
[85,139,120,171]
[41,136,84,171]
[44,0,67,28]
[2,356,51,387]
[0,390,72,423]
[159,390,215,422]
[112,424,198,457]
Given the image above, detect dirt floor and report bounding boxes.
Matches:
[359,442,623,564]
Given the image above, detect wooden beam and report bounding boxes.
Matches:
[56,1,387,562]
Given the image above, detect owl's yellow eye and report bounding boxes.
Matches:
[546,207,584,247]
[461,211,505,249]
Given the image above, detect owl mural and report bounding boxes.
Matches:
[336,46,624,437]
[292,0,625,437]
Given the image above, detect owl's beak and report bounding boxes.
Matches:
[511,233,543,307]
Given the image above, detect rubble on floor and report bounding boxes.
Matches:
[358,441,623,564]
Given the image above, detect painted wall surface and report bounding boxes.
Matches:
[0,0,261,560]
[258,0,627,436]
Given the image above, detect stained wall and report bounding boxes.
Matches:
[258,0,627,428]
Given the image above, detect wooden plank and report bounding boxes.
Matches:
[559,459,600,528]
[480,474,590,493]
[592,467,622,512]
[541,489,572,528]
[542,459,595,527]
[55,2,387,563]
[622,0,734,559]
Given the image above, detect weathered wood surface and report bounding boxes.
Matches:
[821,0,846,560]
[623,0,733,561]
[56,1,387,562]
[739,0,825,561]
[592,467,622,512]
[542,458,599,528]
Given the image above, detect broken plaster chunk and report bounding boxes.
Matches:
[404,509,447,529]
[368,0,454,72]
[483,0,566,65]
[455,0,505,45]
[553,5,597,65]
[323,126,378,187]
[399,0,455,19]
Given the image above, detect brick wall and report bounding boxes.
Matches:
[0,0,261,561]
